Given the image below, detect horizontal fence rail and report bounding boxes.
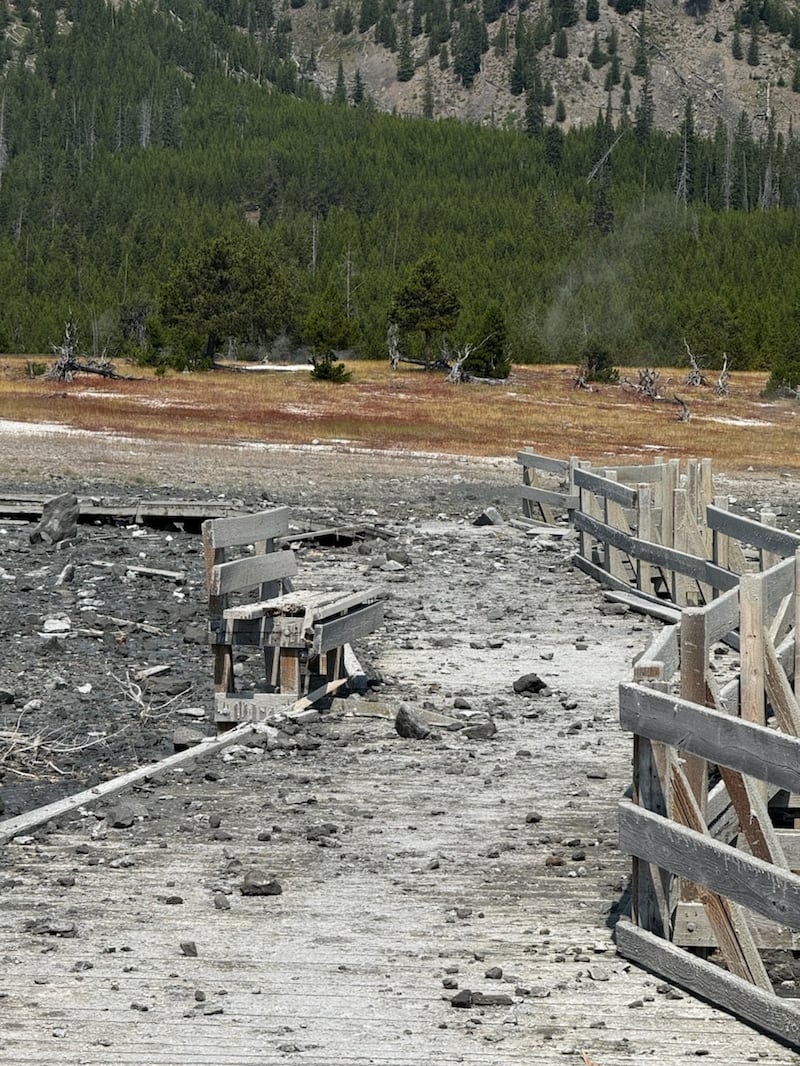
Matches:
[517,449,800,1047]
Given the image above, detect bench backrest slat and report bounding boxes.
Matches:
[210,549,298,598]
[202,507,290,551]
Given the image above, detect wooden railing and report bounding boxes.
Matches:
[517,450,800,1046]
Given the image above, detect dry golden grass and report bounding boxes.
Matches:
[0,358,795,474]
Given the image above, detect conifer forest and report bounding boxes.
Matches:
[2,0,800,383]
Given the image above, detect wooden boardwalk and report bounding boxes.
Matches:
[2,694,798,1063]
[2,498,799,1064]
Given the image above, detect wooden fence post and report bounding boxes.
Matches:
[699,458,714,553]
[636,483,652,596]
[679,608,709,815]
[739,572,766,802]
[760,506,780,571]
[712,494,730,572]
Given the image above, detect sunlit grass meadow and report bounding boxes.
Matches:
[1,359,796,474]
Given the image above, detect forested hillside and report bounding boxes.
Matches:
[1,0,800,381]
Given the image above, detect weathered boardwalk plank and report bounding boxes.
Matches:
[2,707,796,1065]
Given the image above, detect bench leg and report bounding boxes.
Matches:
[213,646,234,695]
[278,647,302,698]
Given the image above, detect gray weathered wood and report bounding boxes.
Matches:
[604,591,681,625]
[0,722,257,845]
[312,601,386,656]
[574,512,738,592]
[518,484,579,510]
[632,737,670,937]
[210,549,298,597]
[618,799,800,929]
[202,507,290,550]
[573,466,638,508]
[632,624,680,682]
[673,901,800,950]
[706,505,800,558]
[515,450,570,475]
[619,682,800,795]
[615,918,800,1047]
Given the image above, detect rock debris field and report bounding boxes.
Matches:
[0,438,799,1065]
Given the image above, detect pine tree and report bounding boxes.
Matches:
[634,73,654,143]
[621,71,631,107]
[632,14,648,75]
[351,68,365,104]
[591,167,614,233]
[389,255,460,363]
[492,15,510,55]
[606,53,620,87]
[675,97,696,204]
[732,23,743,60]
[545,121,564,166]
[411,0,423,35]
[555,97,566,122]
[333,59,348,103]
[586,0,599,21]
[465,302,511,378]
[397,22,415,80]
[358,0,379,29]
[510,49,525,94]
[525,87,544,136]
[422,66,435,117]
[589,32,606,69]
[549,0,578,29]
[793,63,800,92]
[746,21,759,65]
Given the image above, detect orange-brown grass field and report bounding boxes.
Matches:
[0,358,797,473]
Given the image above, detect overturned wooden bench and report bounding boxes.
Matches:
[202,507,384,727]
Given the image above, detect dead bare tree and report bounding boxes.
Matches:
[674,394,691,421]
[683,338,708,386]
[574,363,591,389]
[446,346,472,383]
[622,368,662,400]
[715,353,730,397]
[46,320,125,382]
[387,321,400,370]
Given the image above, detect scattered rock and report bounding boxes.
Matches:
[240,870,283,897]
[395,703,432,740]
[473,507,503,526]
[463,717,497,741]
[103,801,147,828]
[173,726,206,751]
[513,673,549,697]
[450,989,474,1008]
[30,493,79,545]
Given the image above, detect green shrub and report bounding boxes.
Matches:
[580,342,619,383]
[310,350,352,382]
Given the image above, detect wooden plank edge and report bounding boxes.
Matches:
[619,683,800,795]
[604,590,681,624]
[0,682,340,846]
[618,799,800,929]
[615,918,800,1048]
[514,450,570,475]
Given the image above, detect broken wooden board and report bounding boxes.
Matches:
[0,681,344,846]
